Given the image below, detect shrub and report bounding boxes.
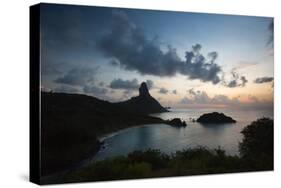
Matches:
[239,118,273,170]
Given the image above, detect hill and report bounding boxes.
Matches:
[41,83,166,176]
[116,82,168,114]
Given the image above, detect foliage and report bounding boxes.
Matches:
[64,147,244,183]
[239,118,273,170]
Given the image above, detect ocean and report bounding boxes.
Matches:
[93,108,273,160]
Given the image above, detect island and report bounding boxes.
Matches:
[165,118,187,127]
[197,112,236,124]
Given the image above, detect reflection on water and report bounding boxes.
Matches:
[93,108,273,161]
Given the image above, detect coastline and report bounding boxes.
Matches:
[40,111,167,182]
[41,122,167,184]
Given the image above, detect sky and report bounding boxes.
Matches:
[40,3,274,111]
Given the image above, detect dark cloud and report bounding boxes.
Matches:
[83,85,108,95]
[146,80,154,89]
[180,47,222,84]
[159,88,169,94]
[99,81,105,87]
[98,11,222,84]
[109,59,120,66]
[224,70,248,88]
[227,80,238,88]
[192,44,202,53]
[240,76,248,86]
[54,67,98,86]
[208,51,218,63]
[254,77,274,84]
[109,78,139,90]
[109,78,154,90]
[54,85,79,93]
[187,88,197,95]
[172,89,177,94]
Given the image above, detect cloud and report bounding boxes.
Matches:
[109,78,154,90]
[180,47,222,84]
[248,95,259,102]
[187,88,197,95]
[224,69,248,88]
[54,67,98,86]
[53,85,79,93]
[254,77,274,84]
[146,79,154,89]
[98,11,222,84]
[99,82,105,87]
[121,90,135,100]
[240,76,248,86]
[109,78,139,90]
[179,89,272,110]
[159,87,169,94]
[208,51,218,63]
[172,89,177,94]
[83,85,108,95]
[181,90,213,105]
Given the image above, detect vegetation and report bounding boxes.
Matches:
[63,148,248,183]
[59,118,273,184]
[239,118,273,170]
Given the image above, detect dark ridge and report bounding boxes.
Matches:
[197,112,236,124]
[116,82,168,114]
[41,82,167,176]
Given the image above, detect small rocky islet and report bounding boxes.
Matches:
[165,118,187,127]
[197,112,236,124]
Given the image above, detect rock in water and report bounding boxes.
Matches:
[166,118,187,127]
[197,112,236,124]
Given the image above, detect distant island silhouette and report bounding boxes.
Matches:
[165,118,187,127]
[197,112,236,124]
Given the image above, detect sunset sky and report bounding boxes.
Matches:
[40,4,274,111]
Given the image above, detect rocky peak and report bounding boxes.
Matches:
[139,82,150,97]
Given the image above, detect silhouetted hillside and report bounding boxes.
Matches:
[116,82,168,114]
[41,84,166,176]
